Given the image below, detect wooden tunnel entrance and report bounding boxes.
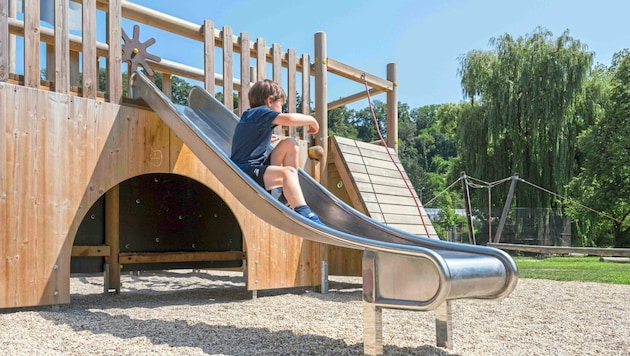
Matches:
[72,173,244,276]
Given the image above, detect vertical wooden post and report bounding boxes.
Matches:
[105,185,120,293]
[256,38,265,81]
[2,0,14,80]
[239,32,250,115]
[69,50,79,88]
[301,53,311,140]
[386,62,398,152]
[23,0,40,88]
[222,26,233,110]
[161,73,172,99]
[82,0,96,98]
[106,0,122,103]
[272,43,281,84]
[203,19,215,96]
[45,44,55,83]
[314,31,328,187]
[54,0,70,94]
[287,48,296,137]
[271,43,282,136]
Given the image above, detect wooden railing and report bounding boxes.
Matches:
[2,0,398,151]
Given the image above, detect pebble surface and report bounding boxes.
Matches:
[1,270,628,355]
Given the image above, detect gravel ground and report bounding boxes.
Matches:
[0,270,628,356]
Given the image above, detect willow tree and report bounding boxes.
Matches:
[457,28,594,211]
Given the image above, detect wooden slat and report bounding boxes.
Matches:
[239,31,250,114]
[53,0,70,94]
[0,0,7,82]
[161,73,172,98]
[382,213,429,225]
[287,48,296,136]
[203,19,215,95]
[23,0,39,88]
[72,245,111,257]
[270,43,283,136]
[301,53,310,138]
[388,224,425,235]
[368,203,423,216]
[256,37,265,80]
[364,194,417,206]
[82,0,96,99]
[222,26,233,110]
[272,43,281,84]
[356,182,415,197]
[106,0,122,102]
[119,251,245,264]
[351,172,409,188]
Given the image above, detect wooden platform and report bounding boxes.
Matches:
[328,136,438,238]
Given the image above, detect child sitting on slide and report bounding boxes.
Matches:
[230,79,324,225]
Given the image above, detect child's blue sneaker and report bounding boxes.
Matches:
[306,212,325,225]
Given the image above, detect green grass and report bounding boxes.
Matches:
[514,256,630,284]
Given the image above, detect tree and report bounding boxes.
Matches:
[457,28,594,210]
[566,50,630,247]
[328,106,359,139]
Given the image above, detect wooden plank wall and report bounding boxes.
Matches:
[0,83,321,308]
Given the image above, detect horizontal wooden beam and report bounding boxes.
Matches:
[328,87,385,110]
[487,243,630,257]
[118,251,246,264]
[72,245,111,257]
[327,58,393,92]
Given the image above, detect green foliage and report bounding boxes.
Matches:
[153,73,193,105]
[515,256,630,284]
[565,50,630,247]
[328,106,359,139]
[457,28,594,211]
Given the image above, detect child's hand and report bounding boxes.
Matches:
[307,122,319,134]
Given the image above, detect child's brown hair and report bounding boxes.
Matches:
[248,79,286,108]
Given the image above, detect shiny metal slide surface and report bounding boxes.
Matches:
[130,71,517,310]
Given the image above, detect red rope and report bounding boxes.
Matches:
[361,74,432,238]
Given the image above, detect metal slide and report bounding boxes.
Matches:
[130,71,517,311]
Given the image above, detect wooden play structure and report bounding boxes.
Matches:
[1,0,434,308]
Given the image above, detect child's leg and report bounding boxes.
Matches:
[263,165,306,208]
[269,137,299,168]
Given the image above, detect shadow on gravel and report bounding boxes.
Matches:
[1,272,460,356]
[68,271,366,308]
[34,305,457,356]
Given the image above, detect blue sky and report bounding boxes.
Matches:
[17,0,630,109]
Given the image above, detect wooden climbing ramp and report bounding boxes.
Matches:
[327,136,438,237]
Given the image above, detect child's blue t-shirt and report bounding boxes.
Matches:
[230,105,279,170]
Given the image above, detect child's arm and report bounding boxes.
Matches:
[273,113,319,134]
